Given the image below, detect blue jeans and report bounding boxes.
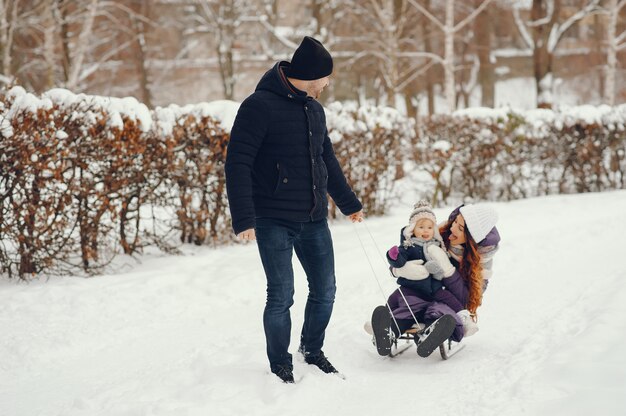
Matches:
[255,217,336,372]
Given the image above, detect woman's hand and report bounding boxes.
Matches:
[391,259,429,280]
[426,245,456,277]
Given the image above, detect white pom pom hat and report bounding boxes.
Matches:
[459,204,498,244]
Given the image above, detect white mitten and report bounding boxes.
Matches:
[426,245,455,278]
[392,259,429,281]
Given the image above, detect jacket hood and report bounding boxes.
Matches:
[255,61,309,101]
[481,226,500,247]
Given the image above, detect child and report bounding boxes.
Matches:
[386,200,478,336]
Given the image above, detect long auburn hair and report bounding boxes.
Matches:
[439,213,484,316]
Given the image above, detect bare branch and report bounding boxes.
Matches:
[66,0,100,89]
[526,0,554,27]
[453,0,493,32]
[407,0,445,31]
[396,60,437,90]
[512,5,534,49]
[548,0,601,52]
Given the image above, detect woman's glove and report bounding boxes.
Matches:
[426,245,456,278]
[391,259,429,280]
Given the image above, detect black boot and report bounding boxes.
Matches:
[371,305,395,356]
[414,314,456,358]
[272,364,295,383]
[304,351,338,374]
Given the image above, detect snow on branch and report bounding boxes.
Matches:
[547,0,601,53]
[513,4,534,49]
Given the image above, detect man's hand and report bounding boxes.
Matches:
[349,210,364,223]
[237,228,256,241]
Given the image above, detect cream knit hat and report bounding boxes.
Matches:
[459,204,498,244]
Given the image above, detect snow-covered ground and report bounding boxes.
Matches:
[2,191,625,416]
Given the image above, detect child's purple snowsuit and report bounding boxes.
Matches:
[387,206,501,342]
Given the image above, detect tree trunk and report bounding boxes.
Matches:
[475,3,494,107]
[43,0,57,89]
[215,0,236,100]
[443,0,456,113]
[423,0,435,115]
[604,0,618,105]
[57,0,71,83]
[0,0,18,79]
[66,0,99,90]
[132,0,152,107]
[593,13,605,101]
[532,0,556,109]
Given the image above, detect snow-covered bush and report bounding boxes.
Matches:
[2,84,624,278]
[0,87,163,277]
[417,106,626,206]
[0,86,237,278]
[326,102,416,215]
[154,104,231,246]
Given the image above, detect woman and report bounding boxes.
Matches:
[371,203,500,357]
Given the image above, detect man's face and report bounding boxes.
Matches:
[309,76,330,99]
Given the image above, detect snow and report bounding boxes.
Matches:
[2,190,625,416]
[200,100,240,132]
[0,114,12,138]
[453,106,510,121]
[326,101,415,143]
[154,100,240,135]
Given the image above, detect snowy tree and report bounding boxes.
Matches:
[408,0,493,113]
[336,0,423,108]
[0,0,43,85]
[0,0,18,83]
[4,1,155,93]
[185,0,259,101]
[474,0,495,107]
[603,0,626,105]
[127,0,154,107]
[513,0,601,108]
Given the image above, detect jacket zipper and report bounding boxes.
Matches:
[306,103,318,219]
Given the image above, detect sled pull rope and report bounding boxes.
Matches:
[352,222,403,335]
[353,222,421,332]
[359,221,422,328]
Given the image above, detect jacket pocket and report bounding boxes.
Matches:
[273,161,289,195]
[320,160,328,181]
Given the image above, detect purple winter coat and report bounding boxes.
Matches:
[387,205,501,342]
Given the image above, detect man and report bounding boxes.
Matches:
[225,36,363,383]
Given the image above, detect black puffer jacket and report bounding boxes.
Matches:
[225,61,362,234]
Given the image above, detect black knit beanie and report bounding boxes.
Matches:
[287,36,333,80]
